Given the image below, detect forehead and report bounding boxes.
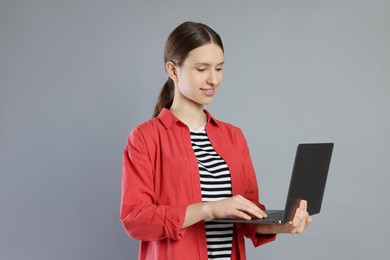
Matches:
[183,43,224,65]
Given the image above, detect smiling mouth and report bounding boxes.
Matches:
[201,88,215,96]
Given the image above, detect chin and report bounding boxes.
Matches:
[202,98,214,106]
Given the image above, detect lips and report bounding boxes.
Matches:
[201,88,215,97]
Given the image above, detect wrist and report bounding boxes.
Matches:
[257,224,284,235]
[257,224,272,235]
[200,202,213,219]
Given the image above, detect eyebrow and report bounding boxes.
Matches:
[193,61,225,66]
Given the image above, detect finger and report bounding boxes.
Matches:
[305,215,312,228]
[299,206,309,227]
[300,204,311,227]
[287,215,309,233]
[232,209,252,220]
[235,204,267,219]
[297,211,310,233]
[291,208,301,229]
[306,215,312,225]
[295,200,306,223]
[234,196,267,219]
[299,200,307,210]
[290,208,305,233]
[298,214,307,233]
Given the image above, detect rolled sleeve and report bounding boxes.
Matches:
[164,205,188,240]
[243,223,277,247]
[120,127,187,241]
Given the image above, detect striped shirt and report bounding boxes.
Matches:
[190,126,233,260]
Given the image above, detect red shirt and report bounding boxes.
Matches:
[120,108,276,260]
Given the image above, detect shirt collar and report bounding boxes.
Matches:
[157,108,219,130]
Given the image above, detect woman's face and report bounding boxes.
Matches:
[173,43,224,107]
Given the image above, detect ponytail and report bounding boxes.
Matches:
[153,78,174,117]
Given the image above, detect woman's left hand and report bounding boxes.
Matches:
[257,200,312,234]
[284,200,311,234]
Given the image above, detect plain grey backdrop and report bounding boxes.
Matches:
[1,0,389,259]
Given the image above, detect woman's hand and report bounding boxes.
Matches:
[256,200,312,235]
[182,195,267,229]
[205,195,268,220]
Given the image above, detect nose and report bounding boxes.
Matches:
[207,70,219,86]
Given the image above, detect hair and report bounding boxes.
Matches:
[152,21,224,118]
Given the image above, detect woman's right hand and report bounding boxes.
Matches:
[204,195,268,220]
[182,195,267,229]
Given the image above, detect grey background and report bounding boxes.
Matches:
[1,0,389,259]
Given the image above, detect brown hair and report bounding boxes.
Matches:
[152,21,224,117]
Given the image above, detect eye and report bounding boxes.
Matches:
[196,68,207,72]
[216,67,223,71]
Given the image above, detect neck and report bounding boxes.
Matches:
[170,103,206,130]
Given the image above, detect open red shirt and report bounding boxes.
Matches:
[120,108,276,260]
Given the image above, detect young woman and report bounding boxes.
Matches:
[120,21,311,260]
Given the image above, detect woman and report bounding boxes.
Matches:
[120,21,311,260]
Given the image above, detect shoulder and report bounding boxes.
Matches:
[126,117,162,147]
[134,117,161,133]
[206,110,241,133]
[210,114,245,139]
[207,114,248,151]
[214,118,240,131]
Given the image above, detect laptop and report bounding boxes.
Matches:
[213,143,334,224]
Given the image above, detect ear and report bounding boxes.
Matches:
[165,61,178,83]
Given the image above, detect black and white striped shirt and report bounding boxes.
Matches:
[190,126,233,260]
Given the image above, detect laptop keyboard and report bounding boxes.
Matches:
[265,210,285,220]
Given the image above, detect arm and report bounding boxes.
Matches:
[120,127,187,241]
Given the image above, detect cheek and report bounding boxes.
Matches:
[187,73,205,87]
[178,74,193,88]
[216,73,223,85]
